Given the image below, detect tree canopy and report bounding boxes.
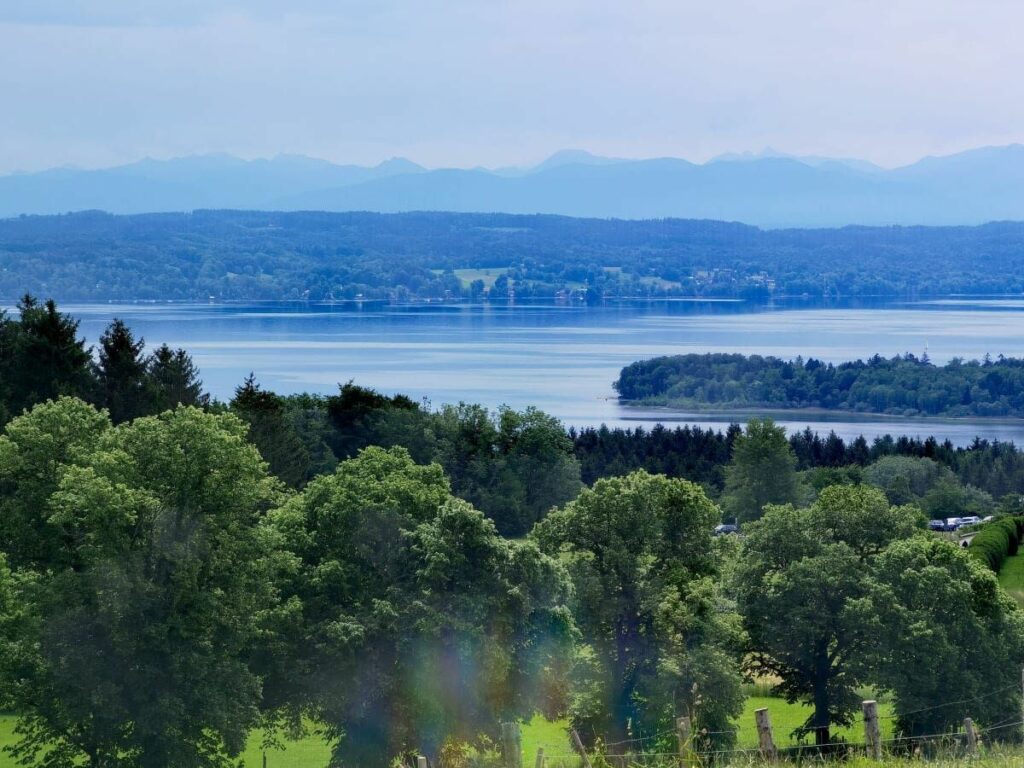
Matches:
[722,419,801,522]
[733,485,922,745]
[856,535,1024,736]
[0,400,283,768]
[264,446,574,768]
[534,470,744,751]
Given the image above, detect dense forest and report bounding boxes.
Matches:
[616,352,1024,417]
[5,210,1024,301]
[4,299,1024,768]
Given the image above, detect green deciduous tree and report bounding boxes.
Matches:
[533,470,744,751]
[265,446,574,768]
[0,554,37,713]
[431,404,581,536]
[0,397,111,570]
[733,485,921,745]
[863,455,950,505]
[0,402,284,768]
[854,535,1024,737]
[722,419,801,522]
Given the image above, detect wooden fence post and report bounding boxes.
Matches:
[862,700,882,761]
[534,747,545,768]
[501,722,523,768]
[676,715,692,761]
[964,717,978,756]
[755,708,776,761]
[571,729,593,768]
[261,750,267,768]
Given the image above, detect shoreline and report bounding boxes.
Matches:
[617,402,1024,426]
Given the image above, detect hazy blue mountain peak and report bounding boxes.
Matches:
[6,144,1024,226]
[375,156,426,173]
[533,148,626,170]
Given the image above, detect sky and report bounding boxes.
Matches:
[1,0,1022,174]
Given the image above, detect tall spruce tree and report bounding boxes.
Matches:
[0,296,95,419]
[96,319,148,424]
[231,374,310,487]
[146,344,208,411]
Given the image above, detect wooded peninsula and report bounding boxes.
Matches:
[616,352,1024,417]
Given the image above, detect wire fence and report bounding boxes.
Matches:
[251,689,1024,768]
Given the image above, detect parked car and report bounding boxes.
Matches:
[945,517,963,531]
[959,516,983,527]
[714,524,739,536]
[982,515,996,522]
[928,519,947,532]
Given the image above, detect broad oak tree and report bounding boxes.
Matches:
[854,535,1024,736]
[733,484,921,745]
[533,470,744,752]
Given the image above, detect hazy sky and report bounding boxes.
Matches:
[1,0,1022,173]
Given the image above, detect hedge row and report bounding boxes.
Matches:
[967,517,1024,572]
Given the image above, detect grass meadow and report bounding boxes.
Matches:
[0,696,900,768]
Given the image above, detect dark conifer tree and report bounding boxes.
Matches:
[146,344,209,411]
[96,319,148,423]
[231,374,310,487]
[1,295,95,418]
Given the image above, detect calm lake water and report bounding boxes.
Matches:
[42,297,1024,446]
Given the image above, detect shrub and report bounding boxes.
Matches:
[967,517,1022,572]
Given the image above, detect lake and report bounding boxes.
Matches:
[44,296,1024,446]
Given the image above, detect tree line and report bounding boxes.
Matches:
[574,421,1024,520]
[6,211,1024,302]
[2,301,1024,767]
[616,352,1024,417]
[5,297,1024,530]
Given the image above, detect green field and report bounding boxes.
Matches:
[242,726,332,768]
[430,267,510,289]
[0,698,921,767]
[998,554,1024,607]
[637,275,682,290]
[0,719,12,768]
[735,696,895,748]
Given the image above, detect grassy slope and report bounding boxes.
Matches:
[0,719,12,768]
[0,698,914,767]
[998,554,1024,607]
[428,267,509,289]
[735,696,895,748]
[242,727,332,768]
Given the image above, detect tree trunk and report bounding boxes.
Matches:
[812,651,831,747]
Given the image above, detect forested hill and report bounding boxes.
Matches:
[4,209,1024,300]
[615,353,1024,417]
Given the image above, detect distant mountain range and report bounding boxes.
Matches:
[4,145,1024,227]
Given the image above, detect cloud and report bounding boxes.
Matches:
[0,0,382,27]
[0,0,1022,172]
